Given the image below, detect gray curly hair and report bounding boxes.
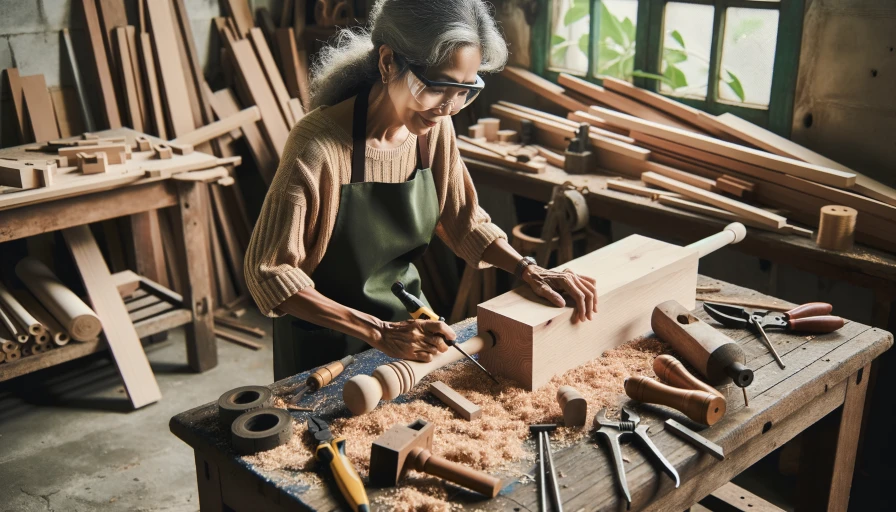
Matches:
[309,0,508,109]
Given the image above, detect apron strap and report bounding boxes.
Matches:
[351,85,432,184]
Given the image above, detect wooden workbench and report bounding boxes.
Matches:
[0,128,219,394]
[463,157,896,331]
[169,278,892,511]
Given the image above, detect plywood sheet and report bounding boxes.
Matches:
[21,74,60,143]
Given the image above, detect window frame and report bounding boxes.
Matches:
[530,0,804,136]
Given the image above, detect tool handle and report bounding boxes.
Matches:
[653,355,724,398]
[624,376,726,426]
[785,302,833,319]
[307,356,352,390]
[315,439,370,512]
[685,223,746,258]
[788,315,844,333]
[408,447,501,498]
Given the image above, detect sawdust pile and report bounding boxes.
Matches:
[245,335,668,507]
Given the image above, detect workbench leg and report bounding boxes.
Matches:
[173,181,216,372]
[194,451,224,512]
[795,364,871,511]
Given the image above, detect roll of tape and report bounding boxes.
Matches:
[231,408,293,455]
[217,385,273,427]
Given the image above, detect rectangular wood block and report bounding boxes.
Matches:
[429,381,482,421]
[59,144,128,164]
[477,235,699,390]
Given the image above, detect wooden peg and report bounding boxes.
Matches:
[556,385,587,427]
[478,118,500,142]
[624,376,726,425]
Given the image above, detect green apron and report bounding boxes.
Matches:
[272,85,440,380]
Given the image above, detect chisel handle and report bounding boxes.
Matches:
[625,376,726,426]
[788,316,844,333]
[786,302,832,319]
[408,447,502,498]
[653,355,723,398]
[316,438,370,512]
[307,354,355,391]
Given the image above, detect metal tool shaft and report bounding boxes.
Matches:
[542,431,565,512]
[755,321,785,369]
[536,432,547,512]
[452,343,499,384]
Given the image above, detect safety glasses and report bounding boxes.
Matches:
[406,66,485,115]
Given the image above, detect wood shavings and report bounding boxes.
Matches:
[244,336,667,509]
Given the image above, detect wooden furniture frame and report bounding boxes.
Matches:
[169,279,892,511]
[0,129,217,406]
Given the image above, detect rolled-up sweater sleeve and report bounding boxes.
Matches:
[431,118,507,269]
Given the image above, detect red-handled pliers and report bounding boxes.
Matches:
[703,302,844,370]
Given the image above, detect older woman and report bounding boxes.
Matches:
[245,0,598,379]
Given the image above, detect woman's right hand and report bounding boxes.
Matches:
[372,319,456,362]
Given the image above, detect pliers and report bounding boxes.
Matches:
[703,302,844,370]
[594,407,679,509]
[307,416,370,512]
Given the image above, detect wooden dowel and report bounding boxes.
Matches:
[0,283,44,336]
[15,257,102,342]
[12,290,70,346]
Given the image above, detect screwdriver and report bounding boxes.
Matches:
[391,282,499,384]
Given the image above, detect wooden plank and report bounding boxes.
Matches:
[229,39,290,156]
[50,88,86,138]
[62,225,161,408]
[113,28,144,131]
[21,75,60,143]
[172,0,216,130]
[657,196,805,236]
[58,143,129,164]
[131,211,170,288]
[96,0,128,69]
[6,68,28,141]
[172,106,261,147]
[606,180,683,200]
[644,161,715,191]
[215,328,264,350]
[249,28,295,126]
[209,185,248,295]
[429,381,482,421]
[79,0,121,128]
[145,0,195,137]
[714,112,896,209]
[133,307,192,339]
[457,141,546,174]
[559,73,700,132]
[61,30,96,133]
[125,27,149,131]
[592,106,857,188]
[224,0,254,37]
[501,66,588,113]
[499,101,632,142]
[478,235,698,390]
[275,28,311,111]
[642,171,787,229]
[138,32,167,139]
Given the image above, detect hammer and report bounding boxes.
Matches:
[369,419,502,497]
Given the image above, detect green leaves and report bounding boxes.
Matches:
[663,64,688,89]
[564,0,590,26]
[724,70,745,101]
[599,2,628,48]
[578,33,590,55]
[731,18,763,42]
[670,30,685,49]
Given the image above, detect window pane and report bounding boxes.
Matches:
[594,0,639,81]
[718,7,780,107]
[548,0,591,75]
[660,2,715,100]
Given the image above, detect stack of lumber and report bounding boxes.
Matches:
[496,66,896,254]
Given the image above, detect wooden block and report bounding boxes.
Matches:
[21,75,60,143]
[79,0,121,128]
[139,32,167,139]
[169,143,194,156]
[497,129,518,143]
[478,118,500,141]
[230,39,290,156]
[429,381,481,421]
[478,234,699,390]
[62,225,161,408]
[592,106,856,188]
[642,171,787,229]
[468,124,484,139]
[153,144,173,159]
[77,152,108,174]
[557,385,587,427]
[0,161,42,189]
[59,144,128,165]
[146,0,195,137]
[113,27,144,132]
[136,136,152,152]
[249,28,295,126]
[533,145,565,168]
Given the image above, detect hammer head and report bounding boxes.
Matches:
[369,419,434,487]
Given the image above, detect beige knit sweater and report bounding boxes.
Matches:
[244,104,507,317]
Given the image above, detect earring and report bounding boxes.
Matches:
[382,75,388,84]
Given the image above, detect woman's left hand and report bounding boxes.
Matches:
[521,265,598,322]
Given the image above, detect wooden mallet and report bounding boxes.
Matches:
[369,419,502,497]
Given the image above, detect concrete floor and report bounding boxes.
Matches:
[0,310,274,512]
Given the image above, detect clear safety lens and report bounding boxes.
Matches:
[406,72,481,114]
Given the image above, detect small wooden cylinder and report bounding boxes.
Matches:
[556,385,587,427]
[0,283,44,336]
[816,205,856,252]
[468,124,485,139]
[478,118,500,142]
[15,257,102,342]
[653,354,723,398]
[7,348,20,361]
[497,129,518,143]
[625,376,726,425]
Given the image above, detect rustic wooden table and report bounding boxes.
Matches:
[169,278,892,511]
[0,128,218,389]
[463,158,896,331]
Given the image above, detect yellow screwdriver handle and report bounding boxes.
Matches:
[315,437,370,512]
[409,305,440,321]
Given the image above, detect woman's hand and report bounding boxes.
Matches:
[371,319,456,362]
[521,265,598,322]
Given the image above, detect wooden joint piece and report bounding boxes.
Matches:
[429,381,482,421]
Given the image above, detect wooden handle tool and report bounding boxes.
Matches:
[624,376,726,425]
[653,355,723,398]
[408,447,501,497]
[308,354,355,391]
